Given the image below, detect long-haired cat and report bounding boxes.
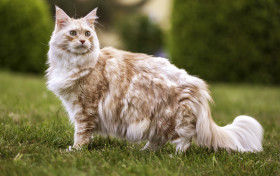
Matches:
[47,7,263,153]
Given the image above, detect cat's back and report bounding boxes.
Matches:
[101,47,183,77]
[100,47,197,88]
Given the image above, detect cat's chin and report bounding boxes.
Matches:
[70,48,91,55]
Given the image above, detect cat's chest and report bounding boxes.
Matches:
[47,69,91,95]
[48,68,108,123]
[60,92,80,123]
[47,70,87,122]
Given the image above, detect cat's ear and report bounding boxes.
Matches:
[55,6,70,30]
[84,7,98,27]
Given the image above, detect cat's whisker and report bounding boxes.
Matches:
[40,42,48,46]
[94,21,104,29]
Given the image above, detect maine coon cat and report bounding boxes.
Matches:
[47,6,263,153]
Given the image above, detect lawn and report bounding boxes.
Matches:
[0,71,279,176]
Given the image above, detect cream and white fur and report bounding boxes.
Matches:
[47,7,263,153]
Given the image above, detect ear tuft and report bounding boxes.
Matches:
[55,6,70,30]
[84,7,98,27]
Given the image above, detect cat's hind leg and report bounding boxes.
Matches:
[171,103,196,153]
[141,141,163,151]
[171,122,196,153]
[172,136,192,153]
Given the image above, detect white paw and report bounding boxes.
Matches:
[66,146,73,152]
[66,145,82,152]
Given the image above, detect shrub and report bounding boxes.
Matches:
[0,0,53,73]
[170,0,280,84]
[116,14,163,55]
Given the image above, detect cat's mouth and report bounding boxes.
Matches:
[76,45,87,49]
[73,45,90,54]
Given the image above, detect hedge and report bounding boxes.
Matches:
[0,0,53,73]
[170,0,280,84]
[116,14,163,55]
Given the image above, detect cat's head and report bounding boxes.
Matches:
[50,6,99,55]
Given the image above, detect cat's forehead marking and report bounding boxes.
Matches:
[70,19,90,31]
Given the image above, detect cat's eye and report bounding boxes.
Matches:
[85,31,91,37]
[69,30,77,36]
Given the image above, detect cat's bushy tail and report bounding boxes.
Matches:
[195,92,263,152]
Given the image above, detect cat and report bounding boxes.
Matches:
[46,6,263,153]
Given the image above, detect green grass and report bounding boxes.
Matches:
[0,71,279,176]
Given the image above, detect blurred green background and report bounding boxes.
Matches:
[170,0,280,84]
[0,0,279,84]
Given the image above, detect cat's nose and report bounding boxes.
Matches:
[80,40,85,44]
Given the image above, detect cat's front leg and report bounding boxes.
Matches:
[73,115,96,149]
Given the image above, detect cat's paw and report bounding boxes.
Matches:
[140,142,161,151]
[66,145,82,152]
[140,147,148,151]
[66,145,73,152]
